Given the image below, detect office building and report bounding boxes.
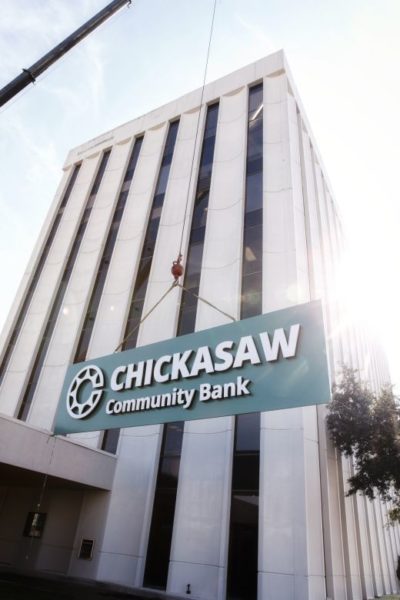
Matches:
[0,51,398,599]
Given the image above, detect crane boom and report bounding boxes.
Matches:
[0,0,131,108]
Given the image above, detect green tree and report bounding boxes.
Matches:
[326,366,400,524]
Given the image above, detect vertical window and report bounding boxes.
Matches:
[17,151,111,421]
[144,422,184,589]
[227,413,260,600]
[0,163,81,388]
[227,84,263,600]
[101,122,179,453]
[143,105,219,589]
[74,137,143,364]
[122,121,179,350]
[241,83,263,319]
[177,103,219,335]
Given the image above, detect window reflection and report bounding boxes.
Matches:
[227,413,260,600]
[75,139,143,368]
[123,121,179,351]
[144,422,183,589]
[240,83,263,320]
[228,83,263,600]
[177,103,219,336]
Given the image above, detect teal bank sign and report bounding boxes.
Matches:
[54,301,330,435]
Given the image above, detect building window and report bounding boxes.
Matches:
[0,163,81,389]
[78,539,94,560]
[17,151,111,421]
[122,120,179,351]
[227,413,260,600]
[23,512,47,538]
[241,83,263,319]
[143,105,219,589]
[177,102,219,336]
[74,137,143,364]
[143,422,184,589]
[101,122,179,453]
[227,84,263,600]
[101,428,121,454]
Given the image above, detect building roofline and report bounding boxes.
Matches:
[64,49,341,220]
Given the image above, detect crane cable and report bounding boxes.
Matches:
[177,0,218,258]
[172,0,236,321]
[119,0,238,352]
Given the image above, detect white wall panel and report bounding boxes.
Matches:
[28,144,130,429]
[381,501,398,593]
[169,88,246,600]
[68,490,110,580]
[96,113,203,587]
[89,125,167,359]
[298,126,325,298]
[260,72,324,600]
[96,427,162,587]
[138,109,204,347]
[365,496,384,596]
[194,92,245,329]
[311,154,349,600]
[320,175,365,600]
[0,158,99,416]
[298,125,349,599]
[0,167,69,353]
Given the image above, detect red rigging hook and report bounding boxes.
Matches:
[171,254,184,282]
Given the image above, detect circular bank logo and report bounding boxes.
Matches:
[66,365,105,419]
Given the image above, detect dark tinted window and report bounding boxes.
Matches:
[227,413,260,600]
[143,422,184,589]
[122,121,179,352]
[75,138,143,367]
[177,104,219,336]
[240,83,263,319]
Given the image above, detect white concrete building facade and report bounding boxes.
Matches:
[0,51,399,600]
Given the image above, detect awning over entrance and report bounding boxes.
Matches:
[0,414,116,490]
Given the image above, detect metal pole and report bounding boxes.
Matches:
[0,0,131,108]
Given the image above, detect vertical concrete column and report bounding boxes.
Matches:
[258,72,324,600]
[328,204,376,600]
[381,501,398,593]
[323,185,367,600]
[168,87,247,600]
[138,108,205,346]
[0,157,99,416]
[350,324,383,596]
[0,166,69,354]
[373,497,392,593]
[95,116,206,588]
[299,126,348,599]
[313,159,346,534]
[384,501,399,593]
[91,125,168,358]
[392,517,400,555]
[29,142,132,430]
[73,131,162,448]
[364,496,384,597]
[89,125,170,586]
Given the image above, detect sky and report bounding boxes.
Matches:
[1,0,399,391]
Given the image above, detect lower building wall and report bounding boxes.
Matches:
[68,489,110,581]
[0,485,83,574]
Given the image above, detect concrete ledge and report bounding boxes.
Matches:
[0,414,116,490]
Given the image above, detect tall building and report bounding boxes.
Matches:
[0,50,398,600]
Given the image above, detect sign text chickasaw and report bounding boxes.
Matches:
[54,301,330,435]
